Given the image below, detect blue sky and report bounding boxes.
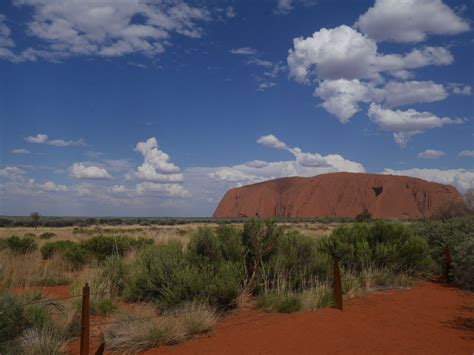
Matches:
[0,0,473,216]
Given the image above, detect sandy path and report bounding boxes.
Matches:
[145,282,473,355]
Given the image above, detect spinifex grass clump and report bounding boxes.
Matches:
[0,292,76,354]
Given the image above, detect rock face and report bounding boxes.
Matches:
[213,172,463,219]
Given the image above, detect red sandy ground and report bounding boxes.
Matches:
[143,282,473,355]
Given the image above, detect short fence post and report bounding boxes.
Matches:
[332,256,343,310]
[80,283,90,355]
[444,246,452,283]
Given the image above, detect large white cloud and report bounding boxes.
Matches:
[4,0,210,62]
[356,0,470,43]
[70,163,112,180]
[131,137,184,183]
[287,25,452,83]
[368,104,463,147]
[314,79,449,123]
[383,168,474,191]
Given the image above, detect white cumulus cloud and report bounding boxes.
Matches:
[367,104,463,147]
[287,25,452,84]
[70,163,112,180]
[356,0,470,43]
[382,168,474,191]
[131,137,183,183]
[4,0,210,62]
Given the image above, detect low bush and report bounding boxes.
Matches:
[413,216,474,290]
[41,240,89,270]
[125,238,243,310]
[319,221,433,276]
[41,240,77,259]
[20,327,67,355]
[39,232,56,240]
[3,236,37,254]
[81,235,153,260]
[0,293,28,347]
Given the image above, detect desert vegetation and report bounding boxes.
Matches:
[0,216,472,353]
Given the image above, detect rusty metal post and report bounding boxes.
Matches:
[443,246,452,283]
[80,283,90,355]
[332,256,343,310]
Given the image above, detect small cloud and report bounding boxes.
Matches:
[111,185,127,194]
[0,166,26,180]
[25,133,86,147]
[258,82,276,91]
[40,181,68,192]
[448,83,472,96]
[417,149,446,159]
[25,134,48,144]
[257,134,288,150]
[12,148,31,155]
[70,163,112,180]
[225,6,236,18]
[459,150,474,158]
[230,47,258,55]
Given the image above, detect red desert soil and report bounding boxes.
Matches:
[213,172,463,219]
[145,282,473,355]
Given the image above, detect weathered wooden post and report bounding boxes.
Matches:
[332,256,343,310]
[80,283,90,355]
[443,245,452,283]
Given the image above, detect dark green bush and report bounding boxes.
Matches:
[125,233,244,310]
[261,231,331,293]
[355,209,372,222]
[0,293,27,347]
[413,216,474,290]
[3,236,37,254]
[320,221,432,275]
[41,240,89,270]
[81,235,153,260]
[41,240,77,259]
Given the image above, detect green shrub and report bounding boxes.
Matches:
[413,216,474,290]
[261,231,331,293]
[39,232,56,240]
[125,235,244,310]
[320,221,433,275]
[0,293,27,347]
[81,235,153,260]
[355,209,372,222]
[41,240,76,259]
[4,236,37,254]
[41,241,89,270]
[100,256,130,297]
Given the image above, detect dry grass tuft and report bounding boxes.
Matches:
[104,302,216,353]
[20,326,68,355]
